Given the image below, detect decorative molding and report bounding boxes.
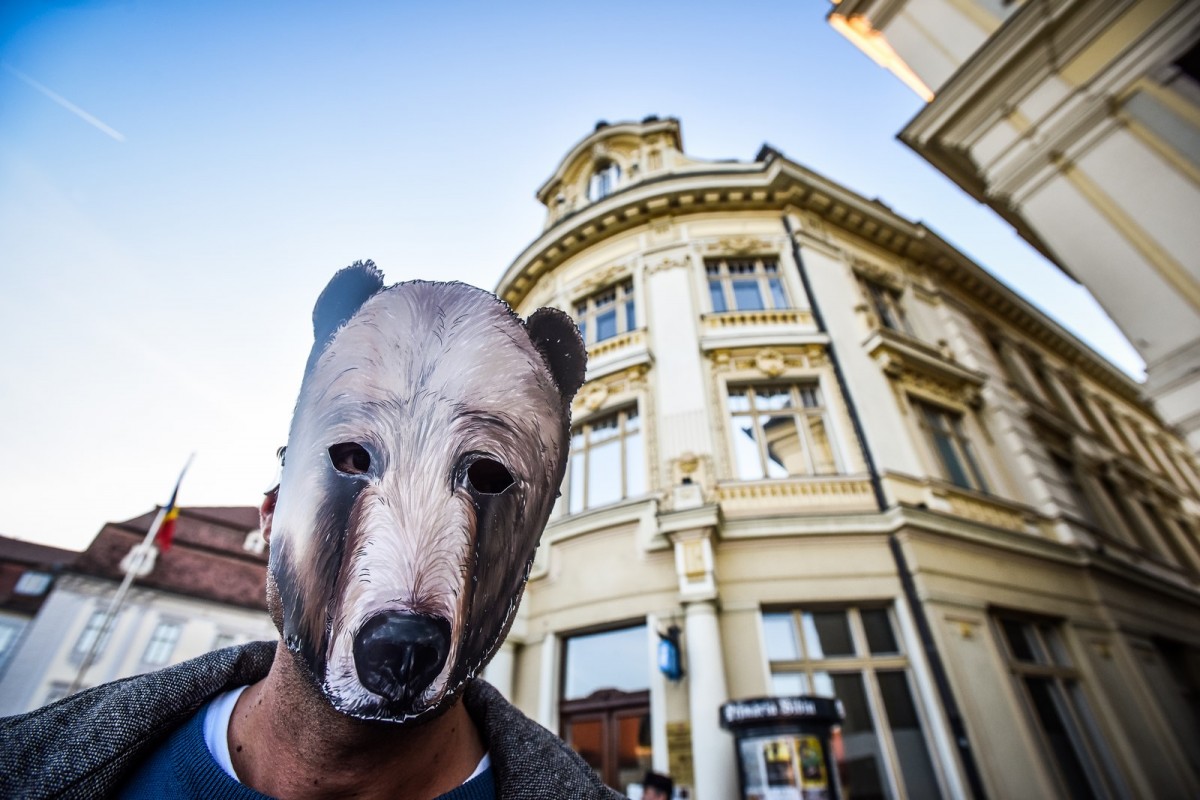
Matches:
[700,309,814,329]
[586,329,647,361]
[707,344,829,374]
[936,486,1033,534]
[645,253,690,275]
[866,330,987,409]
[573,263,632,297]
[701,235,779,256]
[572,362,651,417]
[849,255,906,289]
[716,477,876,513]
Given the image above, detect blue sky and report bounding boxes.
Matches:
[0,1,1142,549]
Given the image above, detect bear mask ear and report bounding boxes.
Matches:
[304,260,385,375]
[312,260,385,346]
[525,307,587,402]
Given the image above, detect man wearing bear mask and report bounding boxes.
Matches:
[0,262,621,800]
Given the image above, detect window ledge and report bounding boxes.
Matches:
[716,476,877,515]
[543,495,659,545]
[866,329,987,407]
[584,330,650,383]
[701,309,814,329]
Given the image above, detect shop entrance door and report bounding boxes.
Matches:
[562,689,652,793]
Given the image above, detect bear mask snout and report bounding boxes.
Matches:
[352,611,451,709]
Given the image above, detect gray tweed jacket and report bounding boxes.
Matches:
[0,641,622,800]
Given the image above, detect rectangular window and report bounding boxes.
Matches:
[566,406,645,514]
[862,279,912,334]
[728,383,839,480]
[561,625,652,794]
[574,280,635,345]
[764,606,943,799]
[72,609,116,661]
[13,571,52,596]
[142,620,182,666]
[995,615,1127,798]
[912,400,988,492]
[706,257,789,312]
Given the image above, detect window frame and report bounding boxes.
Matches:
[588,160,622,202]
[705,256,790,313]
[725,381,842,481]
[573,279,636,346]
[71,609,116,663]
[142,619,183,666]
[910,398,989,493]
[762,605,946,800]
[992,613,1129,799]
[564,404,646,515]
[861,278,914,335]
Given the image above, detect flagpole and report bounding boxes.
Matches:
[67,454,194,696]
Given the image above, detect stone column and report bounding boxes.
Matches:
[483,639,516,700]
[684,599,737,800]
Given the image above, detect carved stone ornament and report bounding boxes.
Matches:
[754,349,787,378]
[646,253,689,275]
[580,384,609,412]
[703,235,776,256]
[576,263,630,296]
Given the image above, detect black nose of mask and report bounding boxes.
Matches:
[353,612,451,709]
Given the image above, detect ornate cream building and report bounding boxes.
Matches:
[489,118,1200,799]
[826,0,1200,454]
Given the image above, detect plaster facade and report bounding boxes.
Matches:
[494,118,1200,799]
[827,0,1200,453]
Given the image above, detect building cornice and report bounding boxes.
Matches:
[499,150,1148,406]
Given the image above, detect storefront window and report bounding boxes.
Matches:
[561,625,652,794]
[762,606,943,799]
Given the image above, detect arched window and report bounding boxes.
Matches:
[588,160,621,202]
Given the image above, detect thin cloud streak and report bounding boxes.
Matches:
[3,62,126,142]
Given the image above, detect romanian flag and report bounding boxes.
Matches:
[154,466,188,552]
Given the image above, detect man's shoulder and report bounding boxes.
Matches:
[463,680,623,800]
[0,641,276,800]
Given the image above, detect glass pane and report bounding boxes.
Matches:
[756,387,793,411]
[960,437,989,493]
[1041,624,1073,667]
[829,673,888,800]
[763,613,800,661]
[809,611,855,657]
[732,279,765,311]
[806,415,837,475]
[595,308,618,342]
[566,717,604,775]
[732,420,766,480]
[623,299,635,332]
[1024,677,1099,800]
[587,439,621,508]
[761,415,799,478]
[616,712,653,796]
[769,277,788,309]
[934,429,972,488]
[564,625,649,699]
[709,281,726,313]
[812,670,834,698]
[624,407,640,432]
[771,672,809,696]
[799,385,822,409]
[1001,619,1046,664]
[569,452,585,514]
[577,319,587,343]
[590,414,619,443]
[625,429,645,498]
[878,671,942,799]
[727,388,751,413]
[861,609,899,655]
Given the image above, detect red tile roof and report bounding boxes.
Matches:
[72,506,268,610]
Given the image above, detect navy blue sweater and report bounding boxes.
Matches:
[116,699,495,800]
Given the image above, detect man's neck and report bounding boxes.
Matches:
[228,648,486,800]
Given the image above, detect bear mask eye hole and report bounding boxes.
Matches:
[329,442,371,475]
[467,458,514,494]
